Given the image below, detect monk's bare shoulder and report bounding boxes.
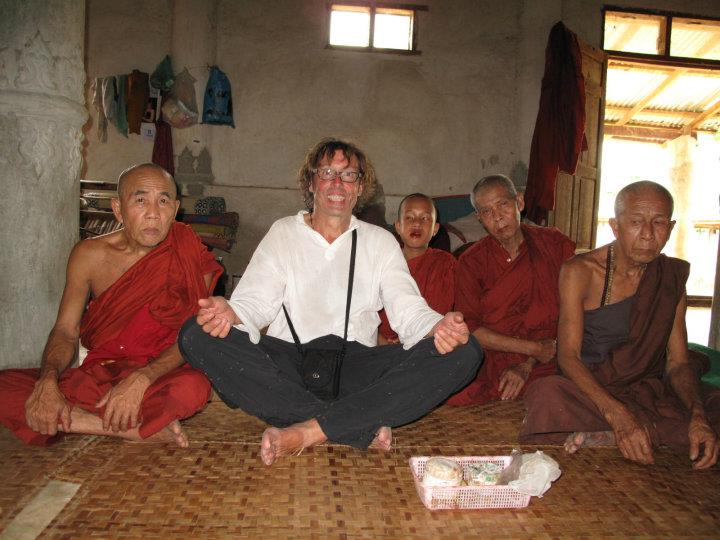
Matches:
[72,230,130,297]
[560,245,610,307]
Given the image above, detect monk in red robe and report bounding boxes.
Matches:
[447,175,575,406]
[521,181,718,469]
[378,193,456,344]
[0,163,222,447]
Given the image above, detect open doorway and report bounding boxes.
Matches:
[599,9,720,345]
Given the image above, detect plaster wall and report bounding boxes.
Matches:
[83,0,720,277]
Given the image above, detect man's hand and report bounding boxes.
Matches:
[197,296,241,338]
[533,338,557,363]
[605,405,654,465]
[96,370,151,432]
[431,312,470,354]
[688,415,719,470]
[498,360,534,401]
[25,375,71,436]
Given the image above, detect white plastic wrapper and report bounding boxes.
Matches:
[508,451,561,497]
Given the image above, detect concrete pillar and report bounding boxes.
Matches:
[667,135,694,260]
[0,0,87,368]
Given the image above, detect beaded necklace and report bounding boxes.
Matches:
[602,243,615,307]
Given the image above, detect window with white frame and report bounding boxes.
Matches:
[328,3,425,53]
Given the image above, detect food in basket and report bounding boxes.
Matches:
[422,457,463,487]
[468,461,502,486]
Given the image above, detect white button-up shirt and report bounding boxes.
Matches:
[229,212,443,349]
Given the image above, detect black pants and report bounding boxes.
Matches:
[178,318,482,448]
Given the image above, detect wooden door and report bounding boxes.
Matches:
[548,40,607,251]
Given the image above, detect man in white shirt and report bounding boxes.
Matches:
[179,138,482,466]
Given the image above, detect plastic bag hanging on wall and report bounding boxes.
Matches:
[202,66,235,128]
[162,68,199,128]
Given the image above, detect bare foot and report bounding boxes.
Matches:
[260,419,327,466]
[564,431,615,454]
[63,407,188,447]
[142,420,189,448]
[369,426,392,451]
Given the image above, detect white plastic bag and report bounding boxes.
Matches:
[508,451,561,497]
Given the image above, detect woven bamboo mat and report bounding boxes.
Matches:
[1,401,719,539]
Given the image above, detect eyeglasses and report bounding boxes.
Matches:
[312,167,362,183]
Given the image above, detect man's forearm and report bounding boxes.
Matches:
[559,355,623,419]
[39,328,79,381]
[136,343,185,385]
[668,363,706,418]
[472,327,537,356]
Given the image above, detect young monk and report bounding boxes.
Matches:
[378,193,457,345]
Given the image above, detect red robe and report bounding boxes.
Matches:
[524,21,587,224]
[447,225,575,406]
[0,222,222,445]
[378,248,457,342]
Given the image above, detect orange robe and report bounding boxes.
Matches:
[447,225,575,406]
[0,223,222,445]
[378,248,457,342]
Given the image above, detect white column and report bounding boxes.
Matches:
[0,0,87,368]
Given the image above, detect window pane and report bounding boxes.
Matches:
[671,18,720,61]
[329,5,370,47]
[373,8,413,50]
[604,11,665,55]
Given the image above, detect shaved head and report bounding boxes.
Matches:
[614,181,674,218]
[470,174,518,211]
[117,163,176,199]
[397,193,437,221]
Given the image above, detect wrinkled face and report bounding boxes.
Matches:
[395,197,439,251]
[474,184,523,243]
[610,190,675,264]
[112,168,180,249]
[310,150,363,220]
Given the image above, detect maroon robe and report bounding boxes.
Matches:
[0,223,222,445]
[520,255,720,447]
[378,248,456,341]
[447,225,575,406]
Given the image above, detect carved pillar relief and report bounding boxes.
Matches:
[0,1,87,368]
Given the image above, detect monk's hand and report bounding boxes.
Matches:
[498,360,533,401]
[197,296,240,338]
[25,375,71,436]
[688,415,719,470]
[605,405,654,465]
[96,370,151,433]
[533,339,557,363]
[431,312,470,354]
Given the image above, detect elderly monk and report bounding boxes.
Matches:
[0,163,222,447]
[378,193,457,345]
[521,181,719,469]
[447,174,575,406]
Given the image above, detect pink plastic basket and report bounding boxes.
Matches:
[409,456,531,511]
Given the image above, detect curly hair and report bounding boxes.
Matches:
[297,138,377,213]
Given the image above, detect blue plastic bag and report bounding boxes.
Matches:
[202,66,235,128]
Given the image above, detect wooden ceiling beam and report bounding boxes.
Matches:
[684,89,720,134]
[605,124,685,141]
[606,105,702,119]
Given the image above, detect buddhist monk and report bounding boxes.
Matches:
[0,163,222,447]
[447,174,575,406]
[378,193,457,345]
[521,181,719,469]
